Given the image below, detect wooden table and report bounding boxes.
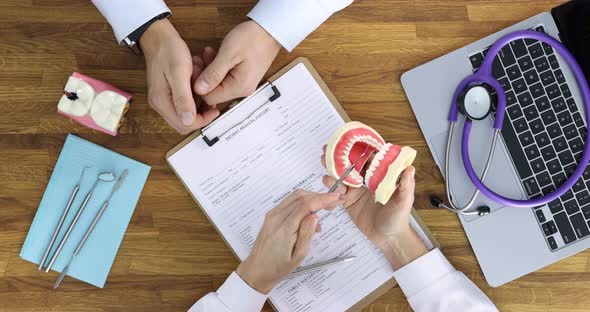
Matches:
[1,0,588,311]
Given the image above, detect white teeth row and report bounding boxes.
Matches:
[340,135,385,184]
[59,76,95,116]
[58,76,128,132]
[365,143,392,187]
[90,91,128,132]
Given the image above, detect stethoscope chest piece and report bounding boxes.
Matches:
[457,84,495,120]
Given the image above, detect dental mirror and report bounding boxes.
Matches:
[98,172,116,182]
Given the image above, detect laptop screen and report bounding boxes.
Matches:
[553,0,590,83]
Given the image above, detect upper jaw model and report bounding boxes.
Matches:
[325,121,417,204]
[57,72,132,136]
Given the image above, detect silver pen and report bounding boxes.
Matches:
[288,256,356,279]
[54,169,128,289]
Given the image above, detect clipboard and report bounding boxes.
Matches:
[167,57,439,311]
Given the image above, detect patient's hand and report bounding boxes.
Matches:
[236,190,343,294]
[321,149,428,270]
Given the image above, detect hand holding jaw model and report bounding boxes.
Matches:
[324,121,417,204]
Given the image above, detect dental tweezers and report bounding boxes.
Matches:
[328,146,376,193]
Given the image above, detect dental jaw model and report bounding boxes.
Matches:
[325,121,417,204]
[57,72,133,136]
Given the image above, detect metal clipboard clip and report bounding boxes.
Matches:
[201,82,282,147]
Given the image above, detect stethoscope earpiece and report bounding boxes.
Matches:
[477,206,491,216]
[429,195,444,208]
[429,195,492,216]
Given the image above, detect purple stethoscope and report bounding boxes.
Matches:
[433,30,590,216]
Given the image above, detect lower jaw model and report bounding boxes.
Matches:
[325,121,417,204]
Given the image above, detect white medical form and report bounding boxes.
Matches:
[167,58,435,312]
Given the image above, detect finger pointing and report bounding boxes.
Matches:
[322,175,347,195]
[286,193,343,232]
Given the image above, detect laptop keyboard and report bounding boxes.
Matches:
[469,25,590,252]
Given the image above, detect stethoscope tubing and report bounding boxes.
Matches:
[445,29,590,211]
[443,123,499,214]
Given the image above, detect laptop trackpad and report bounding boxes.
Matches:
[430,118,526,221]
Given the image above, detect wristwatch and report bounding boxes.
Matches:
[122,12,171,55]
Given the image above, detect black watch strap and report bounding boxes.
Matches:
[123,12,171,55]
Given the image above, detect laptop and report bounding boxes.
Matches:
[401,0,590,287]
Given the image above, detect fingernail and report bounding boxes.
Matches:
[196,80,209,93]
[313,214,320,224]
[181,112,194,126]
[410,167,416,177]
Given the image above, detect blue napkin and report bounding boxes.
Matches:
[20,134,150,288]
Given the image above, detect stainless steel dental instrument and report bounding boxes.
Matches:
[329,146,377,193]
[288,256,356,278]
[38,167,89,271]
[45,172,116,272]
[53,169,128,289]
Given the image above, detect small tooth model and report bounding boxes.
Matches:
[325,121,417,204]
[57,72,133,136]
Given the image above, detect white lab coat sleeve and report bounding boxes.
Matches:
[187,272,268,312]
[91,0,171,43]
[392,248,499,312]
[247,0,354,52]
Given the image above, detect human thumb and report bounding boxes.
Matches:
[397,166,416,207]
[194,49,235,95]
[168,68,197,126]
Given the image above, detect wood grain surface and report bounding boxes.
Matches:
[1,1,588,311]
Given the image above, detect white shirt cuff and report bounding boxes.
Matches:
[247,0,352,52]
[392,248,455,298]
[91,0,170,43]
[217,272,268,312]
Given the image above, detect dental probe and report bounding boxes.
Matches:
[38,167,89,270]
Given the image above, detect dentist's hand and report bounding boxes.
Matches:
[194,21,281,105]
[236,190,344,294]
[321,149,428,270]
[140,18,219,134]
